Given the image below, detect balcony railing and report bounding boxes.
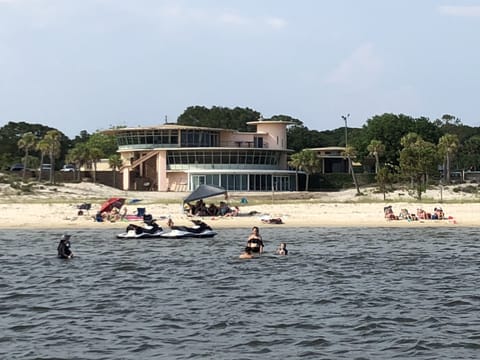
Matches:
[221,141,269,148]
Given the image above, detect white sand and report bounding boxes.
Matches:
[0,182,478,229]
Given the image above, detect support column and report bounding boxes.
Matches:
[157,150,168,191]
[122,168,130,191]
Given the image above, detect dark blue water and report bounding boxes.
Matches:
[1,227,479,359]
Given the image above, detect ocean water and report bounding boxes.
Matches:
[1,227,479,359]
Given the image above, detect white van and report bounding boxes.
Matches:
[39,164,52,171]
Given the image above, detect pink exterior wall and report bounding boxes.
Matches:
[157,150,168,191]
[255,123,287,150]
[220,131,257,146]
[167,172,188,192]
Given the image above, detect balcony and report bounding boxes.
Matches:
[223,141,268,148]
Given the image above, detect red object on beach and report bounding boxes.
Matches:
[99,197,126,213]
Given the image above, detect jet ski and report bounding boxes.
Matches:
[116,214,167,239]
[159,220,217,239]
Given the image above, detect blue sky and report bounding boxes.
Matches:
[1,0,479,138]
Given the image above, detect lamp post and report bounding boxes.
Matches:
[341,114,350,147]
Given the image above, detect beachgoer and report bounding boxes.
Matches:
[207,203,218,216]
[384,205,397,220]
[225,206,240,217]
[246,226,264,253]
[57,234,74,259]
[239,247,253,259]
[219,201,231,216]
[276,242,288,255]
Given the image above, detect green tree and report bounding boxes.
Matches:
[17,132,36,181]
[87,132,117,157]
[66,144,88,181]
[88,147,103,183]
[459,135,480,171]
[438,133,459,184]
[43,130,62,184]
[36,139,49,181]
[342,146,361,195]
[288,149,321,191]
[367,139,385,174]
[177,106,261,131]
[399,133,438,200]
[358,113,441,166]
[108,154,123,188]
[376,166,396,201]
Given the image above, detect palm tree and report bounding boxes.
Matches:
[342,146,361,195]
[438,134,459,184]
[36,139,50,182]
[108,154,123,188]
[367,139,385,174]
[66,145,86,182]
[17,132,36,181]
[288,149,321,191]
[43,130,61,184]
[89,147,103,183]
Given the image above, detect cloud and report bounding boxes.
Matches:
[143,3,287,31]
[264,17,287,30]
[325,43,383,87]
[438,5,480,17]
[219,12,249,26]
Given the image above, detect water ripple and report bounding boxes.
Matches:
[0,227,479,359]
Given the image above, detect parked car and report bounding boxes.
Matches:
[60,164,75,172]
[38,164,53,171]
[10,163,24,171]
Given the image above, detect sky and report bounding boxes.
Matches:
[1,0,480,138]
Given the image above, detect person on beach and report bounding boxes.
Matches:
[276,242,288,255]
[239,246,254,259]
[246,226,264,254]
[57,234,74,259]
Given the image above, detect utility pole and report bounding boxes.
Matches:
[341,114,350,147]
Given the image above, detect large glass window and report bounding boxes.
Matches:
[117,129,179,147]
[167,150,280,166]
[180,130,219,147]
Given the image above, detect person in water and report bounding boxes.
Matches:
[276,242,288,255]
[239,246,253,259]
[57,234,74,259]
[246,226,264,254]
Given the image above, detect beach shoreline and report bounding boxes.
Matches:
[0,182,478,230]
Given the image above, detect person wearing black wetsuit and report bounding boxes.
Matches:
[57,234,74,259]
[246,226,264,254]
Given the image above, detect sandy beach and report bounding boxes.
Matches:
[0,182,478,229]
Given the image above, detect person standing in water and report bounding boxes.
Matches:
[57,234,74,259]
[246,226,264,254]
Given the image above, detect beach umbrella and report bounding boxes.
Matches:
[99,197,126,213]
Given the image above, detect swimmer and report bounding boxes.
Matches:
[239,247,253,259]
[276,242,288,255]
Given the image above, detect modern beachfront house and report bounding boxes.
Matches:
[308,147,350,173]
[103,120,297,192]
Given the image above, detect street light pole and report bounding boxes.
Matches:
[341,114,350,147]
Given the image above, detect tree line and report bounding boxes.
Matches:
[2,107,480,197]
[0,121,120,184]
